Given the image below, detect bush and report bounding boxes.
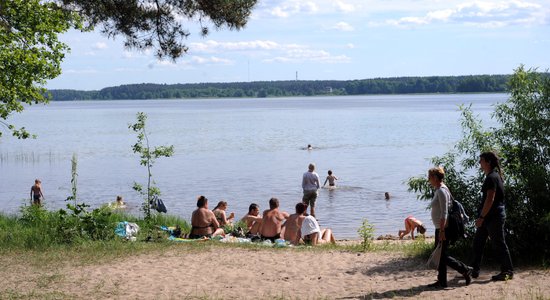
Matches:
[408,66,550,264]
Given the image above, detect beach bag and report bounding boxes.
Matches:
[150,196,167,213]
[427,243,442,269]
[443,187,468,242]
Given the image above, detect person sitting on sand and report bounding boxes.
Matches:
[398,215,426,240]
[30,179,44,206]
[212,200,234,227]
[323,170,338,187]
[241,203,262,237]
[283,202,308,245]
[189,196,224,239]
[259,197,289,242]
[301,213,335,245]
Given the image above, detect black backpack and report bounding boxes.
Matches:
[444,188,468,242]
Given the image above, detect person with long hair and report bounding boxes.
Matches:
[427,167,472,288]
[189,196,224,239]
[470,151,514,281]
[212,200,234,227]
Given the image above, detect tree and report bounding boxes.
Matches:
[129,112,174,221]
[408,66,550,262]
[1,0,258,138]
[59,0,258,60]
[0,0,81,138]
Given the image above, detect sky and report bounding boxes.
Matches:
[46,0,550,91]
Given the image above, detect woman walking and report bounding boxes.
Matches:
[428,167,472,288]
[470,151,514,281]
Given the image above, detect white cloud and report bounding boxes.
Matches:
[376,0,547,28]
[334,1,355,13]
[64,68,98,74]
[332,21,355,31]
[267,0,319,18]
[92,42,108,50]
[346,43,355,49]
[264,48,351,64]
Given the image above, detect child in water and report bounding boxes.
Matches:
[30,179,44,206]
[323,170,338,187]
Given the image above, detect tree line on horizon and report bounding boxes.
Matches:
[49,74,534,101]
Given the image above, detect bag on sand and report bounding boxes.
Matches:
[427,243,442,270]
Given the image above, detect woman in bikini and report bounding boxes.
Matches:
[189,196,224,239]
[212,201,235,227]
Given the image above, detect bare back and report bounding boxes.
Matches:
[283,213,305,244]
[191,208,219,235]
[260,208,286,237]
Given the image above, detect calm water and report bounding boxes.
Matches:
[0,94,505,238]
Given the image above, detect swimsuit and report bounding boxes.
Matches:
[261,233,281,243]
[189,224,213,239]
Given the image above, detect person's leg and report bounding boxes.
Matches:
[212,228,225,237]
[436,231,448,286]
[471,224,489,276]
[321,228,335,244]
[487,218,514,276]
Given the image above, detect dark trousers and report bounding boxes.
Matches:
[472,217,514,274]
[435,229,469,284]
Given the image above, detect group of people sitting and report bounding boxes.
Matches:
[189,195,335,245]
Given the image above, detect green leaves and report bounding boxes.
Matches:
[1,0,81,138]
[129,112,174,221]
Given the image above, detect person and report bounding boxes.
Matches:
[427,167,472,288]
[30,179,44,206]
[302,163,320,217]
[470,151,514,281]
[323,170,338,187]
[240,203,263,237]
[189,196,224,239]
[283,202,308,245]
[301,211,335,246]
[111,195,127,208]
[307,144,313,150]
[259,197,289,242]
[384,192,391,200]
[212,200,235,227]
[398,216,426,240]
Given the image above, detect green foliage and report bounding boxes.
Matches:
[59,0,258,60]
[0,0,82,138]
[407,65,550,263]
[129,112,174,221]
[357,218,375,251]
[48,74,535,101]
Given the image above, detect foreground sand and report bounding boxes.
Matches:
[1,243,548,299]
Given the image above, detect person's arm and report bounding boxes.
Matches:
[476,189,496,227]
[315,175,320,189]
[323,177,328,187]
[210,211,221,229]
[39,187,44,199]
[438,190,448,241]
[30,188,33,202]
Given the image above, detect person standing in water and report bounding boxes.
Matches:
[323,170,338,187]
[302,163,321,217]
[30,179,44,206]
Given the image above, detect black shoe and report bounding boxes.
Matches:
[463,267,473,285]
[491,272,513,281]
[427,281,447,288]
[471,269,479,279]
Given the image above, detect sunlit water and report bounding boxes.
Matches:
[0,94,505,238]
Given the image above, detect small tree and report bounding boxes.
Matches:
[408,66,550,262]
[358,218,375,251]
[129,112,174,221]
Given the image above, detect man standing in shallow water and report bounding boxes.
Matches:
[302,163,320,217]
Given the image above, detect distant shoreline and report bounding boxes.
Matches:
[48,74,523,101]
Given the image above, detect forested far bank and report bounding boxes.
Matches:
[49,74,545,101]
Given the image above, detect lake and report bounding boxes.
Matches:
[0,94,506,238]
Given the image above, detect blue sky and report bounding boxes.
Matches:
[46,0,550,91]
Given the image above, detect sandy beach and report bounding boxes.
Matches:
[1,241,548,299]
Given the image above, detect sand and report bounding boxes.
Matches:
[1,243,548,299]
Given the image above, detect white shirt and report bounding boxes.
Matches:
[301,215,321,237]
